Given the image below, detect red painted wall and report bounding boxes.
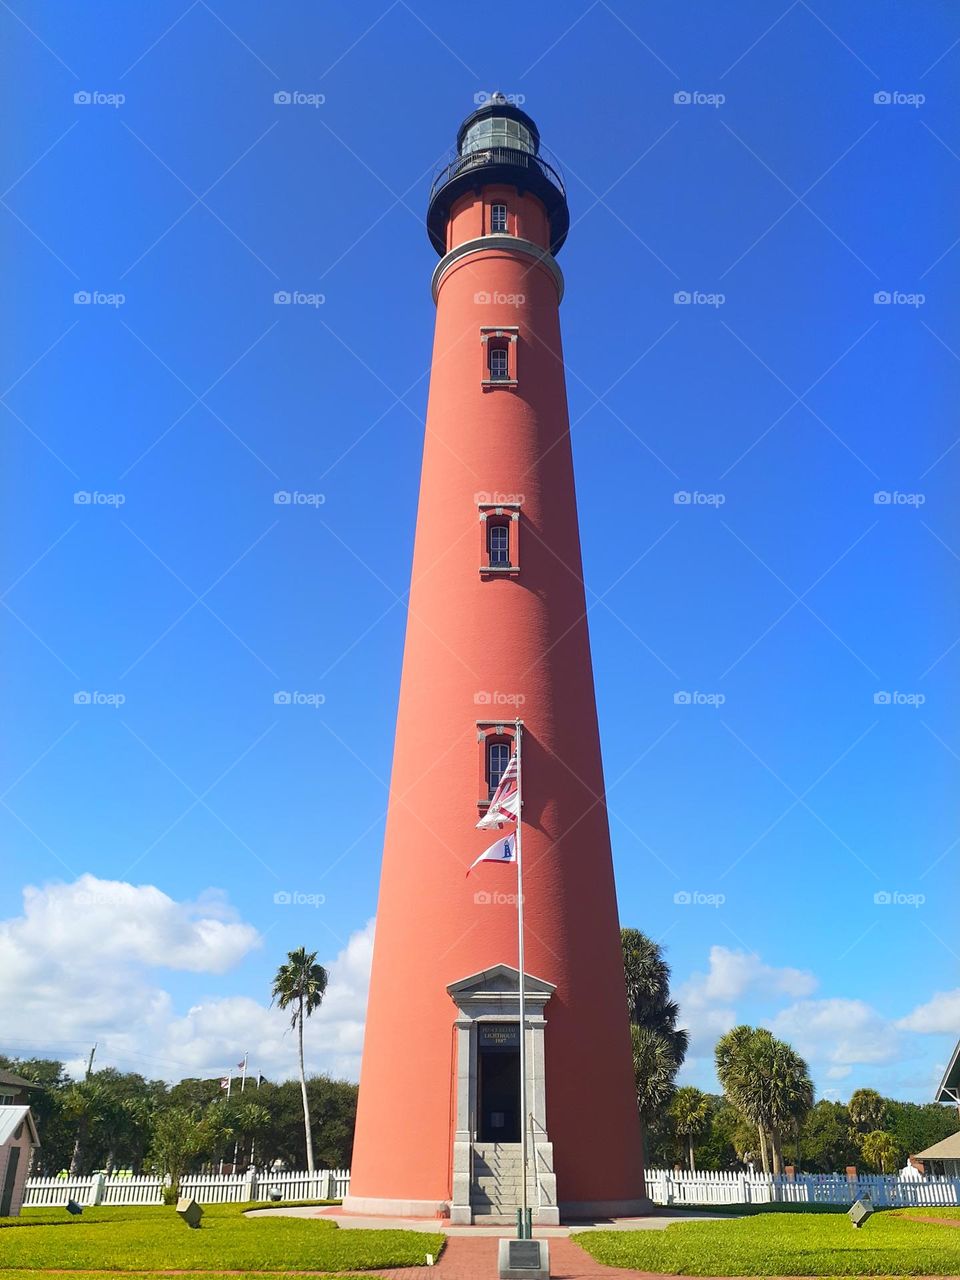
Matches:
[349,182,645,1209]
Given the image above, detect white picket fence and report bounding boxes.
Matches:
[645,1168,960,1208]
[23,1168,351,1208]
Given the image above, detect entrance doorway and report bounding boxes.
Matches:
[477,1022,520,1142]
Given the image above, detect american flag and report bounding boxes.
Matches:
[476,749,519,830]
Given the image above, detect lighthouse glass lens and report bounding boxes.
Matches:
[462,118,534,156]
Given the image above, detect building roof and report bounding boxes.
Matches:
[935,1038,960,1104]
[0,1069,40,1091]
[0,1106,40,1147]
[915,1131,960,1160]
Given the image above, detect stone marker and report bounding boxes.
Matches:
[176,1197,203,1228]
[848,1196,873,1229]
[498,1238,550,1280]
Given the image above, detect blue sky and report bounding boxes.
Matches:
[1,0,958,1103]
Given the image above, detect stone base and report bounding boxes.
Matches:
[559,1196,654,1219]
[340,1194,449,1218]
[498,1237,550,1280]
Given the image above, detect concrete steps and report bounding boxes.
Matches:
[470,1142,538,1218]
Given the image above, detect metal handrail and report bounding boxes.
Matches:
[429,145,565,204]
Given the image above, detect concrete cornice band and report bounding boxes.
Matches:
[432,235,565,304]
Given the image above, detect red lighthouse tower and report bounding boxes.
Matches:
[345,97,647,1223]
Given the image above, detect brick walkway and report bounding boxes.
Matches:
[372,1235,673,1280]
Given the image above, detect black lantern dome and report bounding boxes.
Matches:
[427,95,569,256]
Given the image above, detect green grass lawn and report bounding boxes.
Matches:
[0,1204,443,1272]
[577,1210,960,1276]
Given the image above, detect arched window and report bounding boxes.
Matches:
[489,345,509,381]
[487,739,511,798]
[488,522,510,567]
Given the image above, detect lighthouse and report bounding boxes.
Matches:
[344,97,648,1224]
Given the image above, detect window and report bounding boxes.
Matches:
[487,739,511,798]
[489,345,509,381]
[488,522,510,567]
[478,501,520,575]
[491,203,508,233]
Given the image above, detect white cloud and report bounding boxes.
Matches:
[769,998,900,1067]
[681,946,818,1005]
[897,989,960,1035]
[673,947,818,1073]
[0,875,374,1083]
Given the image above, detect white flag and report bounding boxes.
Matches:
[466,831,516,876]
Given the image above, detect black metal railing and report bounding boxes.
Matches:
[429,145,566,205]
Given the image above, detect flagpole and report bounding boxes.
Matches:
[514,718,529,1235]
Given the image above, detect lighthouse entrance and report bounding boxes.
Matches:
[477,1022,521,1141]
[447,965,560,1224]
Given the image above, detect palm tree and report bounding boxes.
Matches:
[148,1108,221,1202]
[621,929,689,1068]
[271,947,328,1173]
[62,1079,114,1176]
[715,1026,813,1178]
[848,1088,888,1135]
[670,1086,711,1172]
[860,1129,900,1174]
[630,1024,677,1165]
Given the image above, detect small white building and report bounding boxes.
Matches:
[0,1106,40,1217]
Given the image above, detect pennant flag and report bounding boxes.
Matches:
[466,831,516,876]
[476,750,519,830]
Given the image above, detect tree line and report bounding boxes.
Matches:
[1,947,351,1192]
[622,927,957,1174]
